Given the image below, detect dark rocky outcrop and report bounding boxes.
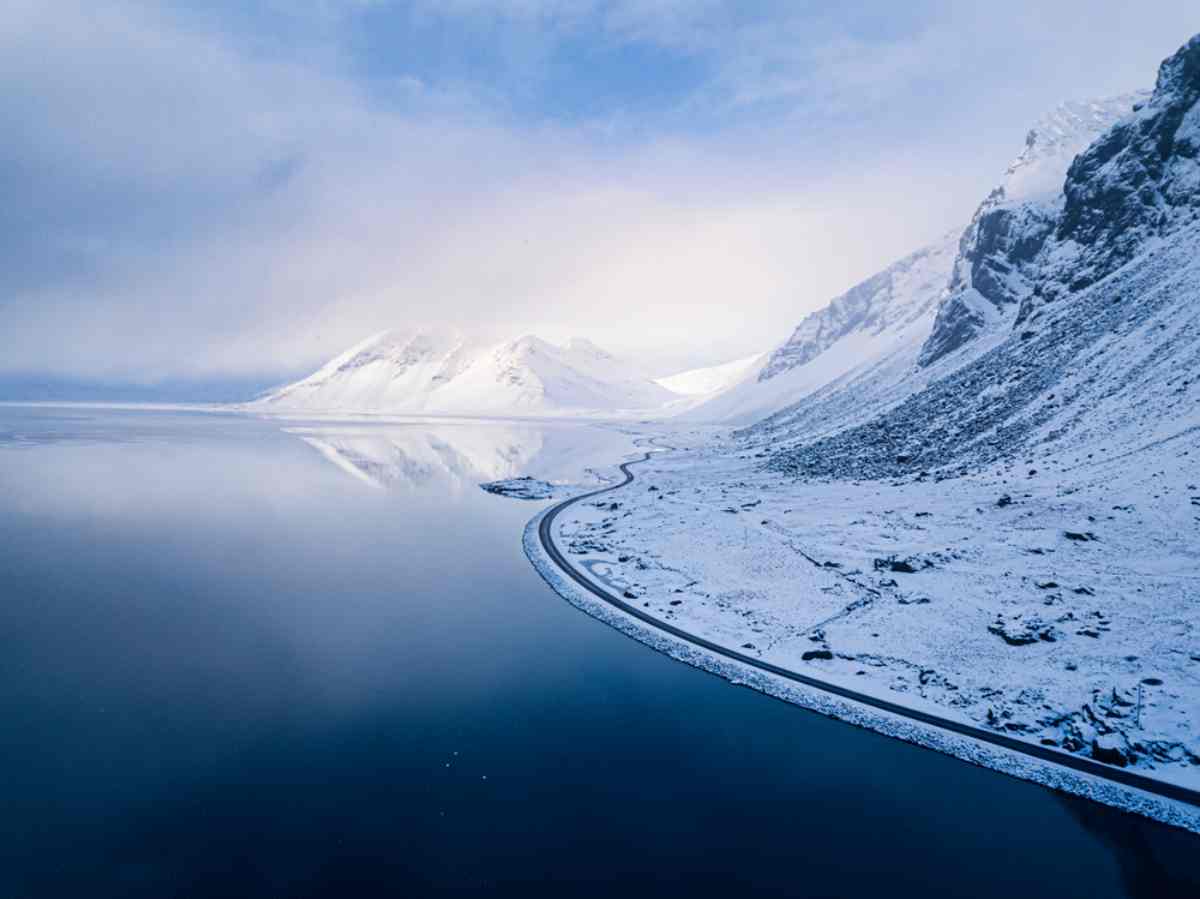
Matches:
[1021,34,1200,322]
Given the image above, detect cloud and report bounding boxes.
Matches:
[2,1,1198,384]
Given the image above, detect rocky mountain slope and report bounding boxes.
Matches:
[679,236,959,425]
[763,34,1199,481]
[253,330,677,417]
[683,94,1138,429]
[919,93,1147,367]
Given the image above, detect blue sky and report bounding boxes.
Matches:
[3,1,1198,385]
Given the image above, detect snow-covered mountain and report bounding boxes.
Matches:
[680,237,959,425]
[654,353,765,397]
[254,330,677,417]
[680,89,1143,431]
[762,32,1200,479]
[919,93,1147,366]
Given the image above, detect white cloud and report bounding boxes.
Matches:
[2,1,1198,383]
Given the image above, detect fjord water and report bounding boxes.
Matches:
[0,406,1194,897]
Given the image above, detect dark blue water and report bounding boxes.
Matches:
[0,406,1195,898]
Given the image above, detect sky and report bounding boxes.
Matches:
[3,1,1198,391]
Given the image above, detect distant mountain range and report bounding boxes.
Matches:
[253,330,678,417]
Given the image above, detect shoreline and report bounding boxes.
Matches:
[524,445,1200,834]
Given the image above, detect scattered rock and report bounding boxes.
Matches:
[1064,531,1097,542]
[802,649,834,662]
[873,556,921,574]
[988,616,1058,646]
[1091,734,1132,767]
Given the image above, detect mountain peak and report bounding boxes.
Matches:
[1001,92,1150,204]
[1154,31,1200,98]
[1019,31,1200,320]
[253,329,671,416]
[563,337,612,359]
[918,90,1144,368]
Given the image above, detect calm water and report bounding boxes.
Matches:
[0,406,1195,898]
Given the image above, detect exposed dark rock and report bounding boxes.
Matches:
[989,616,1058,645]
[1091,734,1133,767]
[874,556,920,573]
[479,476,560,500]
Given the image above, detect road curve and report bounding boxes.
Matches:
[537,445,1200,810]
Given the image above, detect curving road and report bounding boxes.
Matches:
[537,445,1200,810]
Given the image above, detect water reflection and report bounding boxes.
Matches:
[1057,794,1200,897]
[286,420,636,492]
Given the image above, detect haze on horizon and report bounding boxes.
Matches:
[4,0,1198,393]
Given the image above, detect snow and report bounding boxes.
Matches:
[1000,94,1149,205]
[680,233,960,426]
[520,37,1200,829]
[525,448,1200,832]
[252,331,676,418]
[654,353,765,397]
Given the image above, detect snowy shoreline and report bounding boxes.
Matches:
[525,441,1200,833]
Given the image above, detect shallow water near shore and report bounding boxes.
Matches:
[0,405,1195,897]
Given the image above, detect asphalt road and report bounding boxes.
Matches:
[537,447,1200,811]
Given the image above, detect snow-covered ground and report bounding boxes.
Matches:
[529,37,1200,829]
[539,422,1199,825]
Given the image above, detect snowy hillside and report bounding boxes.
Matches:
[918,93,1145,366]
[253,330,677,417]
[543,34,1200,816]
[766,33,1200,479]
[679,94,1139,429]
[750,84,1134,443]
[680,235,959,426]
[654,354,765,397]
